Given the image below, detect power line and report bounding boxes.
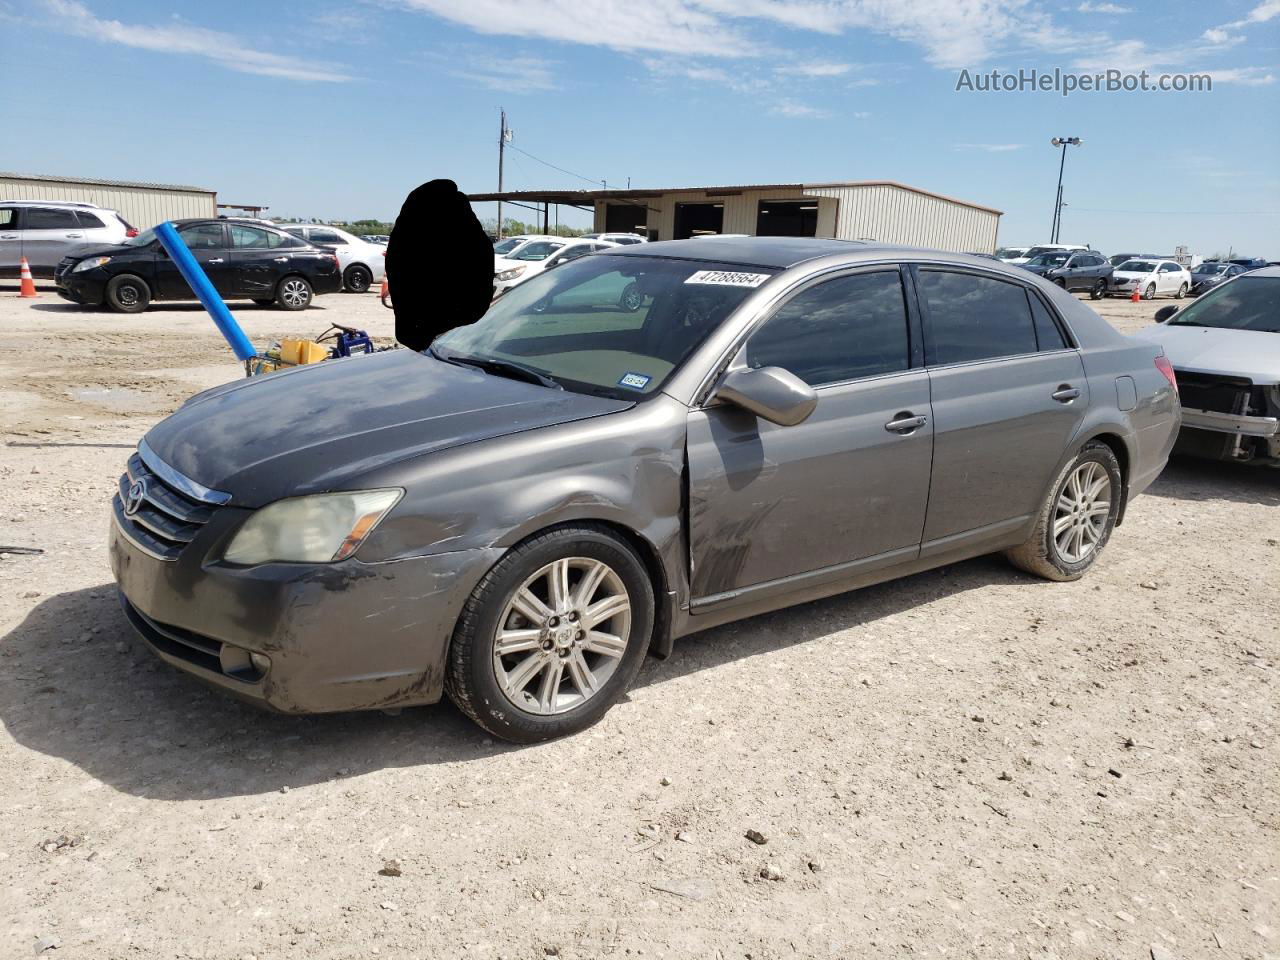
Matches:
[1068,207,1279,216]
[507,144,606,189]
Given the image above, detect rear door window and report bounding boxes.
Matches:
[746,269,911,386]
[918,269,1038,365]
[229,225,273,249]
[24,207,80,230]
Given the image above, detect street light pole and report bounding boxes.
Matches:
[1049,137,1081,243]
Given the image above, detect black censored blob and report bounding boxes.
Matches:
[386,179,493,351]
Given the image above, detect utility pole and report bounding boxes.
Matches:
[497,109,511,239]
[1049,137,1081,243]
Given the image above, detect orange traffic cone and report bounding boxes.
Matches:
[17,257,37,298]
[1129,284,1141,303]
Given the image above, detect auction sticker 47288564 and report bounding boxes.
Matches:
[684,271,772,287]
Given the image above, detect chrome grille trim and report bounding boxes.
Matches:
[114,444,227,561]
[138,438,231,505]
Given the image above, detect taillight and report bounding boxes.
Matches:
[1154,354,1177,394]
[126,227,139,238]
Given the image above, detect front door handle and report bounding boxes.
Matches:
[0,234,17,239]
[65,233,83,238]
[885,412,927,434]
[273,257,288,263]
[207,258,225,264]
[1052,385,1081,402]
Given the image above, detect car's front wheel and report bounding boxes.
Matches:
[105,274,151,313]
[1176,282,1188,299]
[1090,278,1107,300]
[446,525,654,743]
[343,264,372,293]
[1005,441,1122,581]
[275,276,313,310]
[1143,282,1157,300]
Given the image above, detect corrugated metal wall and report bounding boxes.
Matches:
[803,184,999,253]
[595,184,998,253]
[0,177,216,229]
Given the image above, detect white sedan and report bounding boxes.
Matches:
[1110,258,1192,300]
[493,239,618,298]
[283,224,386,292]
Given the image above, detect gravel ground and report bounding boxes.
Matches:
[0,282,1276,960]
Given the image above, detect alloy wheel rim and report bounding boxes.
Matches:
[283,280,307,306]
[492,557,631,716]
[1053,461,1111,563]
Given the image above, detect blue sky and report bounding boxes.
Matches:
[1,0,1277,256]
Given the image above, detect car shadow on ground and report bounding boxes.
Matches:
[0,555,1032,802]
[1144,455,1279,507]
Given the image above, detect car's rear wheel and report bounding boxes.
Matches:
[445,525,654,743]
[275,276,312,310]
[1005,441,1122,582]
[105,274,151,314]
[1090,278,1106,300]
[1143,282,1157,300]
[1176,282,1188,299]
[343,264,372,293]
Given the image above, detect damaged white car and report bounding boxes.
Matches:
[1135,266,1279,464]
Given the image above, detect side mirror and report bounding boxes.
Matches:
[712,366,818,427]
[1154,305,1178,323]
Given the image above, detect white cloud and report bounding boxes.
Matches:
[954,142,1024,151]
[450,53,559,91]
[772,99,829,117]
[775,61,854,77]
[1077,1,1132,12]
[1210,66,1276,85]
[41,0,352,82]
[1200,0,1280,45]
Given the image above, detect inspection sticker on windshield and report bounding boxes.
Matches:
[617,372,652,391]
[684,270,771,288]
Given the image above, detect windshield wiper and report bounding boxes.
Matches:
[433,349,563,390]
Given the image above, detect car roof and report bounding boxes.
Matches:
[606,236,878,268]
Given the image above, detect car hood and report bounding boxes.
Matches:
[143,350,634,506]
[1020,263,1054,274]
[1132,323,1280,382]
[65,242,136,261]
[1191,273,1225,285]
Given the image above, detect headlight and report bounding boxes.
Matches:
[222,489,402,565]
[73,256,111,272]
[495,266,526,281]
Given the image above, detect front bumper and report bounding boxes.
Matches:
[53,269,106,305]
[110,506,502,713]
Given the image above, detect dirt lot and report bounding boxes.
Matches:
[0,282,1276,960]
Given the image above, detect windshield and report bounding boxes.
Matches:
[994,247,1027,259]
[435,255,778,399]
[493,237,524,255]
[1193,263,1228,275]
[1167,276,1279,332]
[123,227,157,247]
[507,241,563,261]
[1027,253,1070,267]
[1118,260,1156,272]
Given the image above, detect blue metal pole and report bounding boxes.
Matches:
[154,221,256,362]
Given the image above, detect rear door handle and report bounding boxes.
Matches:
[207,258,225,264]
[0,234,17,239]
[1052,385,1081,402]
[65,233,83,238]
[274,257,288,263]
[885,413,927,434]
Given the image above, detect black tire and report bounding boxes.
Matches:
[105,274,151,314]
[275,276,312,310]
[1176,282,1187,299]
[1005,441,1123,582]
[1053,278,1067,289]
[252,298,274,306]
[445,524,655,743]
[1090,278,1106,300]
[618,281,643,312]
[343,264,372,293]
[1143,283,1157,301]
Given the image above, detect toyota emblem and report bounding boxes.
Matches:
[125,478,147,517]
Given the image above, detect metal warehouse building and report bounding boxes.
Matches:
[471,180,1002,253]
[0,172,217,230]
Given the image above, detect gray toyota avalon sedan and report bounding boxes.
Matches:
[111,238,1180,742]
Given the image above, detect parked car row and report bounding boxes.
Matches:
[997,242,1270,301]
[490,233,646,297]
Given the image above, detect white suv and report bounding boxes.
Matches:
[0,201,136,279]
[282,224,386,293]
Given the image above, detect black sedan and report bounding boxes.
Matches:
[54,219,342,313]
[1189,261,1250,296]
